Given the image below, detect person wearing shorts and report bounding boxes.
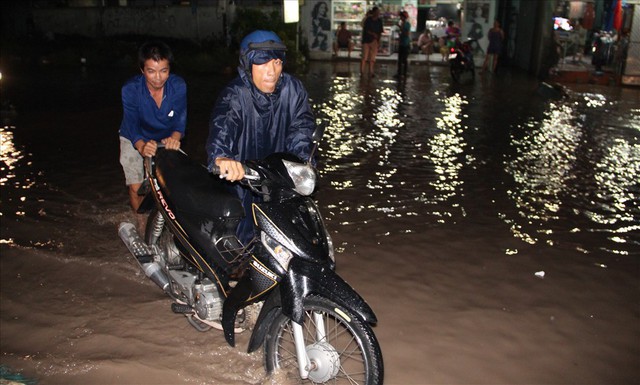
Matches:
[118,40,187,229]
[361,7,383,77]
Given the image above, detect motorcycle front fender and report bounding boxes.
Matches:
[221,274,255,347]
[246,257,377,353]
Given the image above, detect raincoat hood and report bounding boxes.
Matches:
[239,30,287,85]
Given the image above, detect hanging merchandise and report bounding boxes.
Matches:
[613,0,623,30]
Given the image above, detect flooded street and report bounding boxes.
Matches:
[1,60,639,384]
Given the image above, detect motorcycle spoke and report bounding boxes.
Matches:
[274,307,368,384]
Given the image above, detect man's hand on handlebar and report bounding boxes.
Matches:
[161,136,181,150]
[215,157,245,181]
[137,140,158,157]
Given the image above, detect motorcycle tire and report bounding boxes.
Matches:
[450,66,461,83]
[263,295,383,385]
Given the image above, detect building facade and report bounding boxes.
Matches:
[2,0,638,83]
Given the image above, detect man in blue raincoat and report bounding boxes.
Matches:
[206,30,316,244]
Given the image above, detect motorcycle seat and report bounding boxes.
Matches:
[154,149,244,218]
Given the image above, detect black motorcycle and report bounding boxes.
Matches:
[118,128,384,384]
[449,39,476,82]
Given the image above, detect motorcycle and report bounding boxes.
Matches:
[449,39,476,82]
[118,127,384,384]
[591,30,614,73]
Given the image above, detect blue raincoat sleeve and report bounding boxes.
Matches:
[206,77,244,168]
[286,78,316,165]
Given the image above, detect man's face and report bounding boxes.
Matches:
[141,58,170,91]
[251,58,283,93]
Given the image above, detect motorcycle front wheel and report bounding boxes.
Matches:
[264,295,383,385]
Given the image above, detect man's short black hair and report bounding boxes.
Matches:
[138,40,174,70]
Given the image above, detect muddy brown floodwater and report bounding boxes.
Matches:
[1,60,639,384]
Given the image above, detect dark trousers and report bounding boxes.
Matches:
[397,45,410,76]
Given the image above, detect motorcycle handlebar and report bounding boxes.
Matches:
[210,163,260,181]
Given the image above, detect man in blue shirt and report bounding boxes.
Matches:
[206,30,315,244]
[119,40,187,228]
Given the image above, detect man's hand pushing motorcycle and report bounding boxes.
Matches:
[161,135,181,150]
[137,140,158,157]
[137,134,181,158]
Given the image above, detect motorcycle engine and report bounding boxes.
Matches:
[194,278,223,321]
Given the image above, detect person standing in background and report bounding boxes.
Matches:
[572,20,587,63]
[482,19,504,73]
[361,6,383,77]
[394,11,411,78]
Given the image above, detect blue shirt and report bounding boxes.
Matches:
[399,20,411,47]
[119,73,187,146]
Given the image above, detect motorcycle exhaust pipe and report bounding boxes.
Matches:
[118,222,170,292]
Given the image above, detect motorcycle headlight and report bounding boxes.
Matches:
[282,160,316,196]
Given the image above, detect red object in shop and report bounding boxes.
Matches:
[613,0,623,31]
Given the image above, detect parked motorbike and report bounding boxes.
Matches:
[591,30,615,73]
[449,39,476,82]
[118,127,384,384]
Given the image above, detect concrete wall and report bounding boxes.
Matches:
[30,5,226,40]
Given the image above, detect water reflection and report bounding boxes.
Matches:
[0,125,39,215]
[303,64,639,256]
[0,125,24,186]
[505,102,582,245]
[2,63,638,258]
[505,92,639,255]
[429,92,467,205]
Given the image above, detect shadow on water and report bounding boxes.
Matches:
[1,61,638,259]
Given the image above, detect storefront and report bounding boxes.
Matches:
[300,0,638,86]
[616,0,639,86]
[548,0,638,85]
[301,0,497,60]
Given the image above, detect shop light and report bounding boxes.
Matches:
[284,0,299,23]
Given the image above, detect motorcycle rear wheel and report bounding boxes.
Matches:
[450,65,462,82]
[264,295,383,385]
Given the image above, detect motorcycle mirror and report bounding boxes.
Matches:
[307,122,326,164]
[312,123,325,143]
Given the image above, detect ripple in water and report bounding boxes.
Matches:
[304,67,639,257]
